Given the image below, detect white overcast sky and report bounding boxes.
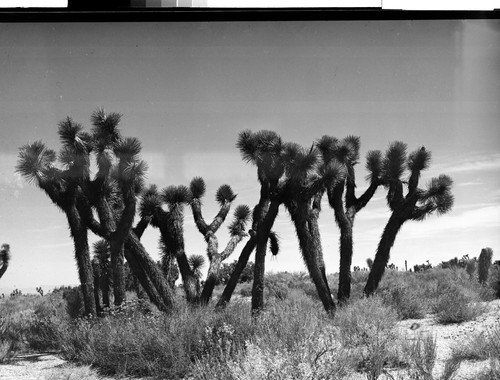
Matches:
[0,20,499,293]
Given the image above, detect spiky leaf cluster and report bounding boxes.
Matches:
[216,184,236,205]
[91,108,122,150]
[162,185,191,207]
[336,136,360,165]
[421,175,454,215]
[408,147,431,172]
[188,254,206,275]
[381,141,407,184]
[139,185,162,219]
[93,240,110,262]
[228,204,251,236]
[189,177,206,199]
[283,143,319,181]
[237,129,285,181]
[269,232,280,256]
[316,135,339,163]
[0,244,10,266]
[16,141,57,184]
[365,150,383,182]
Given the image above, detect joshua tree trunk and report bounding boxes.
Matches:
[252,199,280,314]
[110,241,126,306]
[216,235,256,309]
[337,224,354,303]
[292,212,335,314]
[364,214,403,296]
[92,261,102,313]
[67,206,96,316]
[199,254,222,305]
[124,232,175,311]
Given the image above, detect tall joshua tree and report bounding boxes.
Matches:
[190,176,250,304]
[236,130,286,313]
[85,109,148,306]
[0,244,10,280]
[317,136,382,303]
[281,142,342,314]
[17,122,97,316]
[364,143,454,296]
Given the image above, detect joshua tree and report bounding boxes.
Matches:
[139,184,201,303]
[0,244,10,280]
[83,109,149,306]
[189,177,251,304]
[235,130,286,313]
[478,247,493,285]
[18,110,176,314]
[280,142,342,314]
[17,125,97,316]
[364,143,454,296]
[317,135,383,303]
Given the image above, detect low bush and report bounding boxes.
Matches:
[432,283,485,324]
[333,297,400,380]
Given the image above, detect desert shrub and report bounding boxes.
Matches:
[450,324,500,361]
[237,282,252,297]
[401,333,437,380]
[59,300,255,378]
[62,287,85,319]
[432,282,485,324]
[0,292,67,355]
[264,277,289,301]
[334,297,399,380]
[189,292,354,380]
[380,283,426,320]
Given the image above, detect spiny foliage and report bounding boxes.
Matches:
[407,146,431,172]
[283,143,319,181]
[16,141,57,184]
[189,177,206,199]
[93,240,110,262]
[215,184,236,205]
[316,135,339,163]
[90,108,122,149]
[189,254,206,276]
[0,244,10,266]
[228,204,251,236]
[269,232,280,256]
[236,129,285,181]
[365,150,383,182]
[417,175,454,218]
[381,141,407,183]
[162,185,191,207]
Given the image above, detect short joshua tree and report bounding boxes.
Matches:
[364,143,454,296]
[189,176,251,305]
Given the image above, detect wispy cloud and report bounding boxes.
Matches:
[434,153,500,174]
[40,241,73,249]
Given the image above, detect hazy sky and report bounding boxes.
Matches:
[0,20,499,292]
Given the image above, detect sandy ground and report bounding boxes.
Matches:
[1,300,499,380]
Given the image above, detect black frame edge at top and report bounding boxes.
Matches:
[0,8,498,22]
